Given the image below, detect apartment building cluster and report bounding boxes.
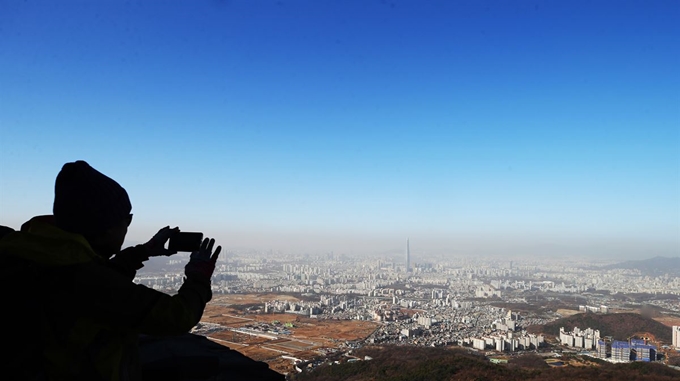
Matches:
[467,332,544,352]
[475,284,502,298]
[578,304,609,313]
[559,326,600,349]
[559,326,658,363]
[605,339,657,362]
[492,310,518,332]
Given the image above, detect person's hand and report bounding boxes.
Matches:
[185,237,221,280]
[144,226,179,257]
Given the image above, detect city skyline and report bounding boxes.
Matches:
[133,239,680,376]
[1,1,678,258]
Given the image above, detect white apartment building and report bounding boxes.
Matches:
[673,326,680,349]
[475,285,502,298]
[559,326,600,349]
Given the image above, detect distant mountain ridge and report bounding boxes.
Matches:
[604,256,680,277]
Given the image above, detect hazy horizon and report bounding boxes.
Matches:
[126,228,677,262]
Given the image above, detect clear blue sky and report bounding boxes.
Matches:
[1,0,678,259]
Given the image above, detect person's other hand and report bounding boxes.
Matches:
[185,238,221,280]
[144,226,179,257]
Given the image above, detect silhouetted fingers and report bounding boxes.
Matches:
[191,238,209,259]
[211,246,221,263]
[166,227,179,240]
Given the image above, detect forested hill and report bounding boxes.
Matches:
[527,313,671,343]
[290,345,680,381]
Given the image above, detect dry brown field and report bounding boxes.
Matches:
[199,294,380,375]
[609,307,680,328]
[216,293,302,304]
[556,309,580,317]
[653,315,680,327]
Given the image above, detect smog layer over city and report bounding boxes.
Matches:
[1,1,678,380]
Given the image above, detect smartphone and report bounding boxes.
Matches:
[168,231,203,252]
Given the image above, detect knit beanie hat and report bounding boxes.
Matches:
[53,160,132,235]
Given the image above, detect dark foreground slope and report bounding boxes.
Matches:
[139,334,284,380]
[290,346,680,381]
[526,312,672,343]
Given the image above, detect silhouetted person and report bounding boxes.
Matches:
[0,160,221,380]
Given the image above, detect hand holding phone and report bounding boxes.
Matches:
[144,226,179,257]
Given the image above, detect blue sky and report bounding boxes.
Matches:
[1,1,678,258]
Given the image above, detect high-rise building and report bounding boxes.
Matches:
[405,238,410,273]
[596,340,607,358]
[611,341,631,362]
[631,343,656,362]
[673,326,680,349]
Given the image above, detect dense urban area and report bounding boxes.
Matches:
[135,243,680,378]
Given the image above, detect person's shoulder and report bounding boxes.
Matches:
[0,222,98,267]
[0,225,15,239]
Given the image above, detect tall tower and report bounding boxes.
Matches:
[406,238,410,273]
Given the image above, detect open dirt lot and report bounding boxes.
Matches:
[210,293,301,305]
[198,294,380,375]
[556,309,580,317]
[653,315,680,327]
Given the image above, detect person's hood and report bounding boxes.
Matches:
[0,215,100,266]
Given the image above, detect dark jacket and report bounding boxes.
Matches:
[0,217,212,381]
